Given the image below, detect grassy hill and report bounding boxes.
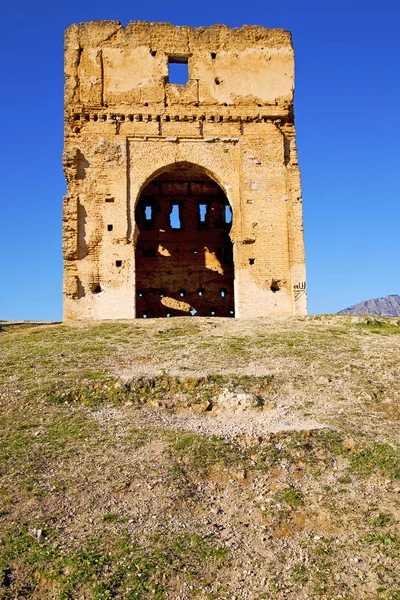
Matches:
[0,316,399,599]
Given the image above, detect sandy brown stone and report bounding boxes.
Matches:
[63,21,307,319]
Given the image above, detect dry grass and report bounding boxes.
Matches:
[0,315,399,599]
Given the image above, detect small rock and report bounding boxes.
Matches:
[29,528,43,540]
[216,389,263,413]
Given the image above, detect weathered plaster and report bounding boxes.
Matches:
[63,21,307,319]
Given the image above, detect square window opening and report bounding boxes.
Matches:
[225,205,232,224]
[168,57,189,85]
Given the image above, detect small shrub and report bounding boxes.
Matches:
[102,513,118,523]
[280,487,304,508]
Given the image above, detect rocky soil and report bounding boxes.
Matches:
[0,315,399,599]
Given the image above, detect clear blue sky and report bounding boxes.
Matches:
[1,0,399,320]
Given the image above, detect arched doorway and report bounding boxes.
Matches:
[135,163,234,318]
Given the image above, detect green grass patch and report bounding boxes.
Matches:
[361,531,400,558]
[45,374,274,410]
[355,318,400,335]
[0,525,228,600]
[0,411,100,497]
[349,443,400,479]
[167,431,246,476]
[279,487,304,508]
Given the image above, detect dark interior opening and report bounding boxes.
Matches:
[135,163,234,318]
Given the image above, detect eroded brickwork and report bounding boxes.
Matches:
[63,21,307,319]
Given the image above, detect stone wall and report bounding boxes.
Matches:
[63,21,307,319]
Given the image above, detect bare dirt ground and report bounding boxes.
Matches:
[0,315,399,599]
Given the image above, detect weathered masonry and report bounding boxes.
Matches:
[63,21,307,319]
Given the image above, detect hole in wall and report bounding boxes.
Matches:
[192,248,198,254]
[116,260,122,267]
[105,197,115,203]
[151,50,157,57]
[211,52,217,59]
[249,258,255,265]
[215,77,221,85]
[270,279,281,293]
[198,288,205,296]
[142,312,148,318]
[220,288,227,297]
[199,204,208,223]
[166,312,171,317]
[168,56,189,84]
[225,205,232,224]
[190,308,198,316]
[107,224,113,231]
[210,310,216,316]
[170,204,181,229]
[93,285,102,294]
[179,290,186,297]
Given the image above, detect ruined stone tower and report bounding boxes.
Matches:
[63,21,307,319]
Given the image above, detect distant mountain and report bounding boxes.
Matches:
[338,295,400,317]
